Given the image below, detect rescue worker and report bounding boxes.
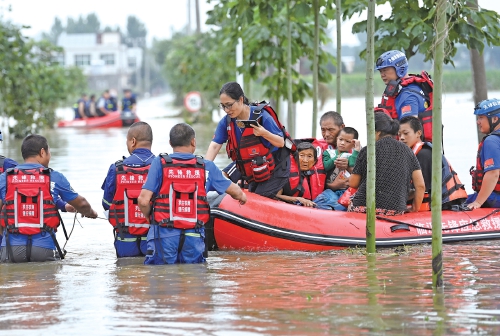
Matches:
[96,90,116,117]
[468,98,500,209]
[0,134,98,263]
[375,50,434,141]
[0,130,75,246]
[122,89,137,113]
[398,116,467,210]
[205,82,292,198]
[73,94,88,119]
[101,122,154,258]
[138,123,247,264]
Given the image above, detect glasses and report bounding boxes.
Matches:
[219,100,238,111]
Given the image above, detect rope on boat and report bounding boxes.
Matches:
[377,209,500,232]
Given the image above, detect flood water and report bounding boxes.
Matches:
[1,93,500,335]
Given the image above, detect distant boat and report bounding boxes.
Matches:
[57,111,139,128]
[206,192,500,251]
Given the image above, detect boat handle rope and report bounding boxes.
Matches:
[377,209,500,232]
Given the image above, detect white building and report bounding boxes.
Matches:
[57,32,143,92]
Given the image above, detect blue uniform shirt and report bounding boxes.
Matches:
[101,148,155,210]
[0,163,79,249]
[212,106,283,151]
[395,84,428,119]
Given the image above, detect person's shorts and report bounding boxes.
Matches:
[114,233,147,258]
[0,245,58,263]
[144,227,205,265]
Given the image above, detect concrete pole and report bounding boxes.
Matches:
[236,38,244,91]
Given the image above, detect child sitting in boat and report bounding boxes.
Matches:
[316,127,361,211]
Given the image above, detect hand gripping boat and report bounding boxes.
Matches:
[206,192,500,251]
[57,111,139,128]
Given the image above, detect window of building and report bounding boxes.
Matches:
[100,53,115,65]
[74,54,91,66]
[128,57,137,68]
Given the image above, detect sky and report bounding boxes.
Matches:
[2,0,499,47]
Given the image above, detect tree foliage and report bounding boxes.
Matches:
[66,13,101,34]
[160,32,236,107]
[341,0,500,65]
[0,22,87,138]
[206,0,334,105]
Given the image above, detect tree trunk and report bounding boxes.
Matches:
[467,0,488,143]
[431,0,447,289]
[311,0,319,138]
[365,0,376,254]
[286,0,295,137]
[336,0,342,114]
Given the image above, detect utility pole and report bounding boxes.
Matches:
[187,0,191,34]
[195,0,201,34]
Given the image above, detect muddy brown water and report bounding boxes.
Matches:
[0,94,499,335]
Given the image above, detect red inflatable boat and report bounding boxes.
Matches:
[57,111,139,128]
[208,192,500,251]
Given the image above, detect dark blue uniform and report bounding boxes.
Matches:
[101,148,155,257]
[122,95,137,112]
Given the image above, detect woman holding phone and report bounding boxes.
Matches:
[205,82,290,198]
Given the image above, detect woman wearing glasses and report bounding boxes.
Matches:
[205,82,290,198]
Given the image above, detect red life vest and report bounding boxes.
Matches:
[471,131,500,193]
[412,141,467,210]
[152,154,210,229]
[287,139,327,200]
[225,102,295,183]
[1,167,59,235]
[376,71,434,142]
[108,161,150,236]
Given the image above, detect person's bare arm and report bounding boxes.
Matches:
[349,174,361,189]
[68,195,97,218]
[410,170,425,212]
[334,157,349,171]
[326,174,350,190]
[468,169,500,209]
[225,183,247,205]
[205,142,223,161]
[78,102,87,119]
[138,189,154,222]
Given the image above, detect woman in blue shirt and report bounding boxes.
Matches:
[205,82,290,198]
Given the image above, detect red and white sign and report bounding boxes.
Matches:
[184,91,202,113]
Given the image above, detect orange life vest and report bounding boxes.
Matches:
[412,142,467,210]
[471,131,500,193]
[287,139,327,200]
[152,154,210,229]
[225,102,295,183]
[109,161,150,236]
[1,167,59,234]
[376,71,434,142]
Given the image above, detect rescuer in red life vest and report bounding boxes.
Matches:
[138,123,247,264]
[101,122,155,258]
[468,98,500,209]
[0,135,97,263]
[375,50,432,141]
[206,82,291,198]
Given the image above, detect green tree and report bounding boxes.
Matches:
[0,22,87,138]
[126,16,147,47]
[42,17,64,44]
[342,0,500,64]
[66,13,100,34]
[206,0,334,119]
[162,32,235,106]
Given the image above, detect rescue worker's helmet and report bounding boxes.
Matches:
[474,98,500,118]
[375,50,408,78]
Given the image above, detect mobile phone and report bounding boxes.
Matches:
[240,120,259,128]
